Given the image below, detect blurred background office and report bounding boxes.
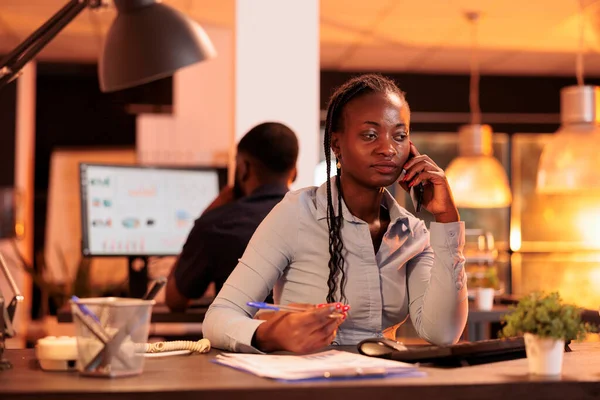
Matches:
[1,0,600,347]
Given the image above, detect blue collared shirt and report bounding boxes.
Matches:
[203,178,468,353]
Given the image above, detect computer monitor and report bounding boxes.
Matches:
[79,163,227,297]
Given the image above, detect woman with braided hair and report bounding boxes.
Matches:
[203,73,468,354]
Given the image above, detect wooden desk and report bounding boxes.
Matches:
[3,343,600,400]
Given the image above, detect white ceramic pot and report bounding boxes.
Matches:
[523,333,565,376]
[475,287,495,311]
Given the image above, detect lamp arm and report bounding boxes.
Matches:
[0,295,14,339]
[0,0,101,90]
[0,253,22,330]
[0,292,14,371]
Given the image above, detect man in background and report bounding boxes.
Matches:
[166,122,299,311]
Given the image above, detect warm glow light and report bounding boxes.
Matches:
[537,123,600,194]
[559,266,600,310]
[15,223,24,238]
[589,268,600,289]
[446,156,512,208]
[510,226,521,252]
[537,86,600,194]
[576,207,600,248]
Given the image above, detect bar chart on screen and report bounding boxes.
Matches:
[80,164,225,257]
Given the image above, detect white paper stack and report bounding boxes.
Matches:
[214,350,425,381]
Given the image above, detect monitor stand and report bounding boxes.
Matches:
[128,256,149,298]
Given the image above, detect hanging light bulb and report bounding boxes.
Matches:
[446,125,512,208]
[444,11,512,208]
[536,1,600,194]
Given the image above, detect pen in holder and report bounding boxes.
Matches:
[71,297,155,378]
[143,277,167,301]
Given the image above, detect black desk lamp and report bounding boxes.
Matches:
[0,188,23,371]
[0,0,216,92]
[0,0,215,370]
[0,252,23,371]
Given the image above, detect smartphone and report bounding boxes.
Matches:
[406,145,424,213]
[410,182,424,213]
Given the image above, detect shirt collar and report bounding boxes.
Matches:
[315,177,413,234]
[245,183,289,201]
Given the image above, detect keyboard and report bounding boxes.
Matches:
[399,338,572,367]
[391,337,529,367]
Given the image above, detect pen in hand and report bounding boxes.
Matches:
[247,301,349,319]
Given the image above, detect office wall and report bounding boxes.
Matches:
[138,24,234,168]
[235,0,320,190]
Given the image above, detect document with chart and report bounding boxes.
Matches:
[214,350,425,381]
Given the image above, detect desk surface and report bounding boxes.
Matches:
[3,342,600,400]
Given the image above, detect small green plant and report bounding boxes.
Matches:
[468,267,499,289]
[500,291,593,342]
[480,268,499,289]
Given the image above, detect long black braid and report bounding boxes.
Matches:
[323,74,408,303]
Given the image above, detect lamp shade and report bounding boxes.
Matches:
[445,124,512,208]
[99,0,216,92]
[537,85,600,193]
[446,155,512,208]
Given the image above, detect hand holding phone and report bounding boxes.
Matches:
[411,181,425,213]
[399,143,424,212]
[399,141,460,223]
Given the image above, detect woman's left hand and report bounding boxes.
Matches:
[398,142,460,223]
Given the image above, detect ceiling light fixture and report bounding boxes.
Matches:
[536,0,600,194]
[445,11,512,208]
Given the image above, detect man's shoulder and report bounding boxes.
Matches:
[196,202,254,226]
[263,185,320,221]
[195,191,287,228]
[197,201,241,221]
[193,186,319,233]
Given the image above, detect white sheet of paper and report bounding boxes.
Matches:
[214,350,425,381]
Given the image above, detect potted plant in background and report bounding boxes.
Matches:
[469,267,499,311]
[500,291,592,376]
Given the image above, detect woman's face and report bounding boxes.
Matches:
[331,91,411,189]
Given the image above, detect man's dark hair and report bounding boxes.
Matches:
[237,122,299,175]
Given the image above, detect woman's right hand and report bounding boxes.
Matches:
[254,304,344,353]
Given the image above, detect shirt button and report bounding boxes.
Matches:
[449,230,456,237]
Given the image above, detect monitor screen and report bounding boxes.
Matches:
[80,163,227,256]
